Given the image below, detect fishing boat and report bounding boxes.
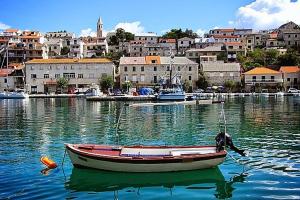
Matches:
[65,103,245,172]
[0,89,29,99]
[157,86,186,101]
[65,144,227,172]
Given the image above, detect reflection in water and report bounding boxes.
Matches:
[66,167,247,199]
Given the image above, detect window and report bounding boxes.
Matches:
[124,66,127,72]
[271,76,274,81]
[189,66,192,71]
[229,46,233,49]
[31,74,37,78]
[248,40,251,43]
[4,78,7,83]
[189,53,193,56]
[287,78,290,82]
[140,66,144,71]
[140,75,145,82]
[294,78,297,84]
[78,74,83,78]
[262,76,265,82]
[88,73,94,78]
[63,73,75,79]
[64,66,67,70]
[151,60,156,64]
[252,76,256,82]
[154,66,157,71]
[132,75,137,82]
[288,35,291,38]
[31,86,37,93]
[189,76,192,80]
[44,74,49,78]
[295,34,298,38]
[55,74,60,78]
[178,66,180,71]
[220,73,224,77]
[153,76,157,83]
[133,66,136,72]
[230,73,234,77]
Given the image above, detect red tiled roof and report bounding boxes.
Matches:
[224,42,243,45]
[4,29,18,33]
[244,67,280,75]
[213,35,239,38]
[0,69,13,77]
[279,66,300,73]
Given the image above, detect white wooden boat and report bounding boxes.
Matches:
[66,144,227,172]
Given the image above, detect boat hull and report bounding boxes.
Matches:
[157,94,186,101]
[66,144,227,172]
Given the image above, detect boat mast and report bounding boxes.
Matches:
[6,42,8,90]
[169,48,174,88]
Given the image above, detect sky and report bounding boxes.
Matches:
[0,0,300,37]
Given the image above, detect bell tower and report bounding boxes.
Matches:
[97,17,103,38]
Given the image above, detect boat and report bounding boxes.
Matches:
[66,167,225,192]
[157,51,186,101]
[65,144,227,172]
[157,87,186,101]
[0,89,29,99]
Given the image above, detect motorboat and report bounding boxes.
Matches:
[65,144,227,172]
[157,87,186,101]
[0,90,29,99]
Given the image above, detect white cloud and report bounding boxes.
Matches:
[113,21,145,34]
[196,28,206,37]
[0,22,10,30]
[233,0,300,29]
[79,28,96,37]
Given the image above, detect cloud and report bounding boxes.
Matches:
[79,28,96,37]
[196,28,206,37]
[233,0,300,29]
[113,21,145,34]
[0,22,10,30]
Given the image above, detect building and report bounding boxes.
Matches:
[134,33,158,44]
[25,58,115,94]
[224,42,245,62]
[177,37,194,55]
[244,67,283,92]
[279,66,300,90]
[186,44,225,63]
[277,21,300,47]
[119,56,198,88]
[201,61,241,86]
[0,63,25,91]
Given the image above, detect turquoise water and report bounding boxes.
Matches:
[0,97,299,199]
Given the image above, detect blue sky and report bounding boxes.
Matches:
[1,0,299,36]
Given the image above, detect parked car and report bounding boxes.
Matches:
[288,88,300,93]
[193,89,204,93]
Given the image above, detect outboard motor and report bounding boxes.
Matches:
[215,132,246,156]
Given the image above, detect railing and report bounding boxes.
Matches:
[246,79,283,83]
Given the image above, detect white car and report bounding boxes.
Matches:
[288,88,300,93]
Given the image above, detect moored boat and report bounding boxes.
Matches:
[0,90,29,99]
[65,144,227,172]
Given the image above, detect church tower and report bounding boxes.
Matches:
[97,17,103,38]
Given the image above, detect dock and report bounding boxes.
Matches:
[129,99,213,107]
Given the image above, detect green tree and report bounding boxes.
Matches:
[99,75,114,93]
[265,49,279,65]
[224,80,236,92]
[277,49,299,66]
[56,77,69,93]
[196,71,208,89]
[108,28,134,46]
[61,47,70,55]
[121,81,132,93]
[162,28,198,39]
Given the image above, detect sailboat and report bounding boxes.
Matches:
[157,53,186,101]
[0,43,29,99]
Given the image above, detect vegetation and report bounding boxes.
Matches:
[99,75,114,93]
[224,80,236,92]
[277,49,300,66]
[196,71,208,89]
[108,28,134,46]
[121,81,132,93]
[60,47,70,55]
[162,28,198,39]
[56,77,69,93]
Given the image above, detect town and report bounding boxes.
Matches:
[0,17,300,96]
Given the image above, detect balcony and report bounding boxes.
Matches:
[246,79,283,84]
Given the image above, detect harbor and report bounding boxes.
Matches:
[0,96,299,199]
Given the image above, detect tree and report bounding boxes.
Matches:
[108,28,134,46]
[56,77,69,93]
[162,28,198,39]
[265,49,279,65]
[277,49,299,66]
[61,47,70,55]
[121,81,132,93]
[99,75,114,93]
[224,80,236,92]
[196,71,208,89]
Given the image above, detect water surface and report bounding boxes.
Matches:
[0,96,299,199]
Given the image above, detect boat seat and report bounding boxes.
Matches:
[171,149,215,156]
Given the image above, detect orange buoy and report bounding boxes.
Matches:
[40,156,57,169]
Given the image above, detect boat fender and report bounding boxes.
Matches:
[40,156,57,169]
